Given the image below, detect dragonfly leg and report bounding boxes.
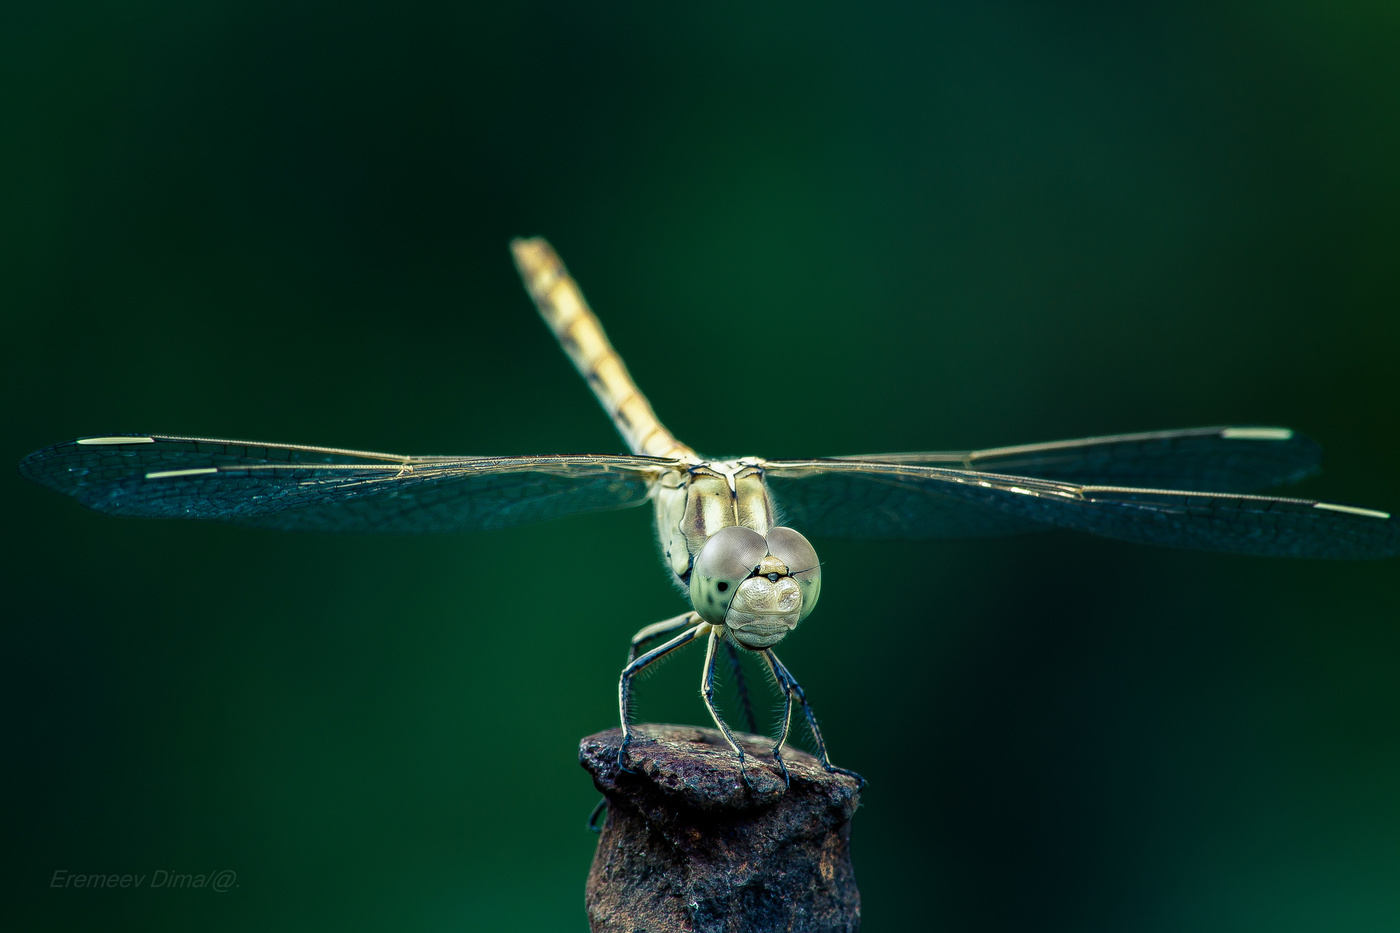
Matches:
[725,638,760,735]
[763,650,865,789]
[627,612,699,664]
[586,797,608,834]
[701,629,756,790]
[618,618,707,773]
[762,652,795,790]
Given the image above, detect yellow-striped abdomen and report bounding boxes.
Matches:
[510,238,694,460]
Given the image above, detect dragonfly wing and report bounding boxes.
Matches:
[20,434,670,533]
[766,461,1047,539]
[764,459,1399,559]
[835,426,1320,492]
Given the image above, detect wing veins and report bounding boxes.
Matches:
[763,457,1397,557]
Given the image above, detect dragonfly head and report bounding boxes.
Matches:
[688,525,822,649]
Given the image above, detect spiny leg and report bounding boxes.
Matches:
[700,629,759,790]
[725,638,760,736]
[628,612,698,664]
[584,612,703,826]
[763,650,865,788]
[618,619,708,772]
[589,633,754,829]
[762,652,795,790]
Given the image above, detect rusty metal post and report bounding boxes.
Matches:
[580,724,862,932]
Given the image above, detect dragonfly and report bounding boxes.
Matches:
[20,238,1400,792]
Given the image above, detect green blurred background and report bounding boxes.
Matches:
[5,2,1399,930]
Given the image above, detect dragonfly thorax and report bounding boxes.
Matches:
[687,526,822,650]
[653,458,775,582]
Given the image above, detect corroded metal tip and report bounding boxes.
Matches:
[580,724,862,933]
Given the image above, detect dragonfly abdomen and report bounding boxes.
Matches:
[511,237,694,461]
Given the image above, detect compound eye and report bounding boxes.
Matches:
[766,526,821,620]
[689,526,768,625]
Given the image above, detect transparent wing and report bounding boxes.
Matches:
[19,434,672,533]
[836,426,1320,492]
[764,459,1398,559]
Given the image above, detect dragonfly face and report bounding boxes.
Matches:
[688,525,822,649]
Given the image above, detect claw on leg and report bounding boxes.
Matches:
[771,748,791,790]
[734,746,756,791]
[616,617,859,794]
[617,615,706,776]
[701,629,760,790]
[763,649,864,789]
[586,797,608,833]
[768,656,795,789]
[617,735,636,774]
